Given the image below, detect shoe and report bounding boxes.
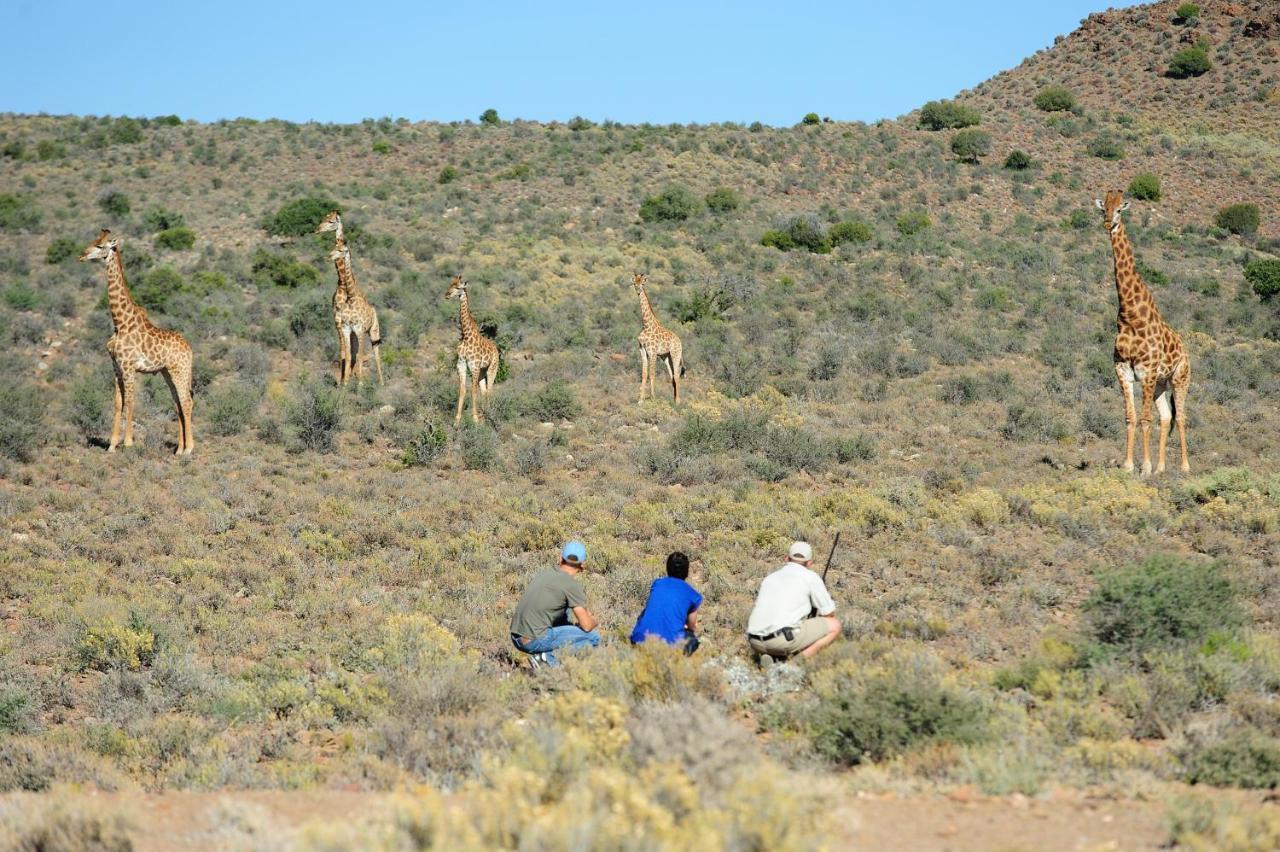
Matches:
[529,652,550,670]
[758,653,775,670]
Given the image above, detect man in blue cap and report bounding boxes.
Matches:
[510,540,601,667]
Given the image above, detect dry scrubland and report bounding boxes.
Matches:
[2,0,1280,847]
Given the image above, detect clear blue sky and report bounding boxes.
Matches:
[5,1,1107,126]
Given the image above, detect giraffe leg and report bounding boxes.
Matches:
[1174,360,1190,473]
[370,315,384,385]
[337,327,350,386]
[455,360,467,425]
[1115,362,1137,473]
[1138,374,1157,477]
[108,359,125,452]
[1155,387,1172,475]
[121,370,137,448]
[351,330,363,384]
[638,348,649,403]
[672,353,682,404]
[649,352,659,400]
[470,369,482,423]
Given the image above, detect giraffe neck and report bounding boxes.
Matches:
[1108,221,1158,325]
[458,291,482,340]
[335,254,363,299]
[638,288,660,332]
[105,251,145,333]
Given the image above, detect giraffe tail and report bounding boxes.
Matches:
[680,360,687,377]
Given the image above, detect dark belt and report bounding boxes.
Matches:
[750,626,795,642]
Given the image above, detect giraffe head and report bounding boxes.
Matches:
[1095,190,1130,232]
[445,275,468,300]
[632,272,648,294]
[78,229,120,263]
[328,237,350,264]
[315,211,343,235]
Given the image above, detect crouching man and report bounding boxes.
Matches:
[511,540,600,668]
[746,541,841,663]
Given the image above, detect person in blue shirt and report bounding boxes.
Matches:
[630,551,703,655]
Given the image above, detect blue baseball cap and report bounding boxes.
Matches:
[561,540,587,565]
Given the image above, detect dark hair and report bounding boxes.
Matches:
[666,551,689,579]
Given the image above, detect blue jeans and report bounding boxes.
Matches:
[512,625,600,666]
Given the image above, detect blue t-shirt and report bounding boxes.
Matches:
[630,577,703,645]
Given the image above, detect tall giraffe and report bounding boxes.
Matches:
[632,273,684,404]
[316,213,383,386]
[79,230,195,455]
[1097,190,1190,475]
[444,276,499,424]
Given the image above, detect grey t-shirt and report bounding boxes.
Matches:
[511,569,588,639]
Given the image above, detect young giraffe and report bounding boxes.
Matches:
[632,273,684,404]
[316,213,383,386]
[444,275,499,424]
[79,230,195,455]
[1097,190,1191,475]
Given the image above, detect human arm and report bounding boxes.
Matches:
[572,605,598,633]
[685,610,700,633]
[809,572,836,617]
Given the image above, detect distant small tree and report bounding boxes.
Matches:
[143,207,185,233]
[479,108,500,125]
[1127,173,1161,201]
[829,220,873,246]
[1175,3,1200,22]
[438,165,458,184]
[153,115,182,126]
[1244,259,1280,301]
[133,267,184,312]
[371,139,391,155]
[1087,133,1125,160]
[704,187,741,214]
[1215,203,1260,236]
[97,189,131,217]
[107,117,143,144]
[639,186,701,223]
[1167,46,1211,78]
[36,139,66,160]
[45,237,79,264]
[1033,85,1076,112]
[950,129,991,163]
[567,116,595,131]
[155,227,196,251]
[918,100,980,130]
[264,197,339,237]
[802,113,821,126]
[1003,149,1033,170]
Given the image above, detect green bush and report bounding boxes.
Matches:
[45,237,79,264]
[458,423,499,470]
[704,187,741,214]
[142,207,185,232]
[154,114,182,126]
[97,189,131,217]
[1067,208,1093,230]
[205,382,260,437]
[0,377,47,462]
[66,369,112,446]
[1175,3,1200,21]
[251,248,321,289]
[762,217,833,254]
[0,194,42,230]
[801,113,821,126]
[1083,555,1241,660]
[1033,85,1076,112]
[951,129,991,163]
[264,197,340,237]
[806,665,989,765]
[918,100,980,130]
[1128,172,1162,201]
[1215,203,1260,236]
[155,227,196,251]
[479,108,500,125]
[763,426,833,474]
[438,165,458,184]
[133,266,183,312]
[107,117,143,144]
[896,210,931,236]
[1244,259,1280,301]
[1087,133,1125,160]
[371,139,391,155]
[760,230,794,251]
[1167,46,1211,79]
[402,421,448,466]
[639,186,701,223]
[1003,149,1033,170]
[527,381,582,422]
[829,220,872,246]
[515,442,547,477]
[35,139,66,160]
[1182,728,1280,788]
[3,283,39,311]
[286,379,343,453]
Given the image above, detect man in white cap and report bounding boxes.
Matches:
[746,541,841,663]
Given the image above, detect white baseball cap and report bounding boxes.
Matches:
[788,541,813,562]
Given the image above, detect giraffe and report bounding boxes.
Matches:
[316,213,383,386]
[444,275,499,424]
[78,230,195,455]
[1097,190,1191,475]
[632,273,684,404]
